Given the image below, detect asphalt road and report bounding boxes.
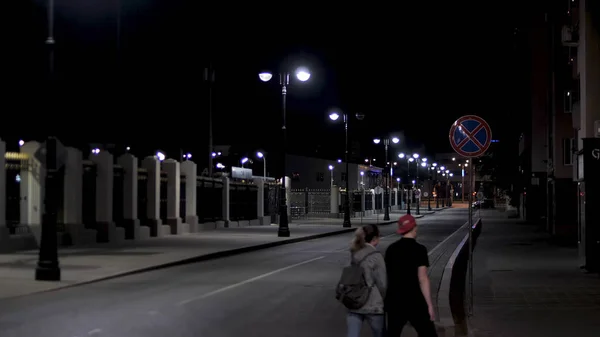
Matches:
[0,209,469,337]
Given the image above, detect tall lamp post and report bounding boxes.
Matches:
[259,67,311,237]
[329,110,364,227]
[373,137,399,221]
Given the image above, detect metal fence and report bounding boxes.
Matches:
[113,165,125,225]
[159,172,168,222]
[384,191,390,208]
[291,188,332,217]
[230,182,258,221]
[365,190,373,210]
[265,183,279,224]
[374,192,383,210]
[137,168,148,222]
[180,174,186,219]
[352,191,362,212]
[196,177,223,222]
[82,161,97,230]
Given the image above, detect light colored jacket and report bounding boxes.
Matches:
[349,244,388,314]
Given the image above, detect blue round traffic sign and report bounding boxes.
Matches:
[449,115,492,158]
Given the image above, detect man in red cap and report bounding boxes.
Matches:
[384,214,437,336]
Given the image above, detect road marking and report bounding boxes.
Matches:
[177,256,325,306]
[88,329,102,335]
[427,221,469,257]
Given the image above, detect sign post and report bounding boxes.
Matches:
[449,115,492,317]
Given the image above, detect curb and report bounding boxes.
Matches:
[11,220,397,300]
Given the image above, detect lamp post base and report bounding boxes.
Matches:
[278,202,290,237]
[383,207,390,221]
[343,204,352,227]
[35,262,61,281]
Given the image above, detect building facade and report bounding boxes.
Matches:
[521,0,600,271]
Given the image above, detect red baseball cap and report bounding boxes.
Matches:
[397,214,417,234]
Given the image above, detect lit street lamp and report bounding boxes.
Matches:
[329,110,365,227]
[328,165,334,188]
[259,67,311,237]
[256,152,266,180]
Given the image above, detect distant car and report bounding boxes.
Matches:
[472,198,495,209]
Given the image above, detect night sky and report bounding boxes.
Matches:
[5,1,533,171]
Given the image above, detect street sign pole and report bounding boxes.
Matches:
[449,115,492,319]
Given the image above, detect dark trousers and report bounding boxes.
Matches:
[386,309,437,337]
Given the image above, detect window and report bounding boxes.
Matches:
[292,172,300,181]
[316,172,324,182]
[563,138,575,166]
[341,173,347,181]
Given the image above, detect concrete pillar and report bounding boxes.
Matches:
[222,176,230,225]
[284,176,291,218]
[181,160,199,232]
[61,147,96,245]
[330,185,339,214]
[118,154,145,240]
[91,150,123,243]
[19,141,44,244]
[388,189,392,208]
[142,156,165,236]
[361,189,366,213]
[393,188,398,207]
[162,159,186,234]
[0,139,8,244]
[370,189,376,216]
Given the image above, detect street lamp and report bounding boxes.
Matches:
[256,152,266,180]
[156,151,165,161]
[373,136,400,221]
[329,110,363,227]
[259,67,311,237]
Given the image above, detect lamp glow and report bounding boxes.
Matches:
[337,159,342,163]
[373,138,381,144]
[18,140,24,147]
[257,152,264,158]
[328,165,334,171]
[409,158,414,162]
[360,171,364,176]
[216,163,225,169]
[412,153,419,159]
[329,112,340,121]
[296,68,311,82]
[421,162,427,167]
[258,72,273,82]
[391,137,400,144]
[241,157,249,164]
[398,153,405,159]
[156,151,165,161]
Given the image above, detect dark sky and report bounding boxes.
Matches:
[4,1,532,168]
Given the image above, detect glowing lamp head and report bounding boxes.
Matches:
[398,153,405,159]
[409,158,414,162]
[258,72,273,82]
[241,157,249,164]
[373,138,381,144]
[337,159,342,163]
[412,153,419,159]
[156,151,165,161]
[360,171,364,176]
[421,162,427,167]
[216,163,225,169]
[257,152,264,158]
[18,140,24,147]
[295,68,311,82]
[328,165,334,171]
[329,112,340,121]
[92,148,100,154]
[391,137,400,144]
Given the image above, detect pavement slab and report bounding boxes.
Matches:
[468,210,600,337]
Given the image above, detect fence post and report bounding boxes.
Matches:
[142,156,165,237]
[91,150,122,243]
[222,176,230,226]
[0,139,7,244]
[255,178,268,226]
[180,160,198,231]
[61,147,88,244]
[330,185,339,214]
[19,141,44,244]
[162,159,185,234]
[117,153,145,239]
[361,189,366,214]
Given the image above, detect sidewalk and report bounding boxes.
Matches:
[0,214,399,300]
[468,210,600,337]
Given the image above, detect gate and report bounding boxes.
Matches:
[159,171,168,222]
[113,165,124,225]
[230,183,258,221]
[180,174,186,219]
[5,154,26,234]
[375,192,383,210]
[137,169,148,222]
[391,191,396,206]
[82,161,97,230]
[384,190,390,208]
[196,177,223,222]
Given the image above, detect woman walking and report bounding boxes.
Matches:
[345,224,387,337]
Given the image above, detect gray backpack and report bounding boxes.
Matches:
[335,251,381,310]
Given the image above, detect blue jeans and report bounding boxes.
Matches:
[346,312,385,337]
